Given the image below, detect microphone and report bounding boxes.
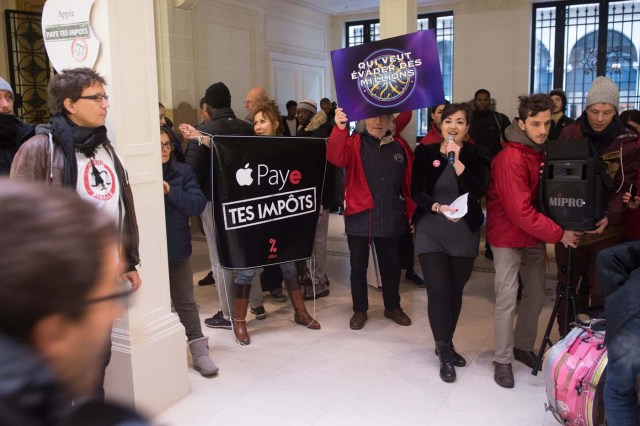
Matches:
[446,135,455,164]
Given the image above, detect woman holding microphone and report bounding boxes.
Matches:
[411,103,491,382]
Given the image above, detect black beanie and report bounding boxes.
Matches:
[205,82,231,109]
[549,89,568,111]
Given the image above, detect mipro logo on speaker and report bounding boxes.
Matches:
[548,193,586,208]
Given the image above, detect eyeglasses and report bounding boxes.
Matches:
[78,94,109,103]
[82,287,133,308]
[160,142,173,150]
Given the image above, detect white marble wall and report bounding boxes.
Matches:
[158,0,333,115]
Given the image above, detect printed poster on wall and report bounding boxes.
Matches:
[331,30,445,122]
[42,0,100,73]
[209,136,326,269]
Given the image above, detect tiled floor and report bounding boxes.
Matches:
[156,214,564,426]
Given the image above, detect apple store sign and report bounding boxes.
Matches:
[210,136,327,269]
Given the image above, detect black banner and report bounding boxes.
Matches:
[209,136,326,269]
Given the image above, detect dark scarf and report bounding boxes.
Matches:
[49,114,109,187]
[0,113,17,147]
[579,113,625,155]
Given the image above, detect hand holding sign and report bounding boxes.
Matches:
[335,108,348,130]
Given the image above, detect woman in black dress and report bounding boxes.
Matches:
[411,103,491,383]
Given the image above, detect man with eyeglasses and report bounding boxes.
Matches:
[10,67,141,399]
[0,179,150,425]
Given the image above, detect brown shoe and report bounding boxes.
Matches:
[384,308,411,326]
[513,348,541,371]
[350,312,367,330]
[493,362,514,388]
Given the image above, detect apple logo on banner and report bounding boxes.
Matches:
[236,163,253,186]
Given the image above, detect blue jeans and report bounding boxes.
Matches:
[605,314,640,426]
[236,262,297,285]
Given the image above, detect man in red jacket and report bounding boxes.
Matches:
[487,94,583,388]
[327,108,416,330]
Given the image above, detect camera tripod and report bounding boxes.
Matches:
[532,246,578,376]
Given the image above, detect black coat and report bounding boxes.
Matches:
[411,142,491,232]
[468,110,510,158]
[0,116,35,175]
[0,333,68,426]
[597,240,640,342]
[163,159,206,262]
[184,108,253,200]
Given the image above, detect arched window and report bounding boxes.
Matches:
[566,29,637,115]
[532,1,640,116]
[533,40,553,94]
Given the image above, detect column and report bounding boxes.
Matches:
[380,0,417,145]
[91,0,189,417]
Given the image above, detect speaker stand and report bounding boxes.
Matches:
[532,246,578,376]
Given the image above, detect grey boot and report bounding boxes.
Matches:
[188,337,219,377]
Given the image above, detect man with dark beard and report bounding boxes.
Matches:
[0,77,34,175]
[468,89,510,159]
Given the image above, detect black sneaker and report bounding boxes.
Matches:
[405,271,425,288]
[204,311,231,329]
[198,271,215,286]
[250,305,267,320]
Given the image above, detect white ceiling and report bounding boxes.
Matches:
[289,0,438,15]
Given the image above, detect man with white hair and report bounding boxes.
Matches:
[244,87,268,121]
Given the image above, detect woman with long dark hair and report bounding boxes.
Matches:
[411,103,491,382]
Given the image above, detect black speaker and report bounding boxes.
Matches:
[539,137,611,231]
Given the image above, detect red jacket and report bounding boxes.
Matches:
[327,126,416,221]
[487,141,564,247]
[394,110,412,138]
[419,122,441,145]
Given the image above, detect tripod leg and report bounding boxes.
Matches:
[531,291,563,376]
[532,290,563,376]
[562,247,574,337]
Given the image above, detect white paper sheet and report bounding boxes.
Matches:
[443,193,468,219]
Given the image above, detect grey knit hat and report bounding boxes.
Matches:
[297,99,317,114]
[586,76,619,109]
[0,77,13,97]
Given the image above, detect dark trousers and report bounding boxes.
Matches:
[169,258,204,341]
[399,229,416,272]
[419,252,475,342]
[260,265,283,292]
[96,336,111,400]
[555,235,621,333]
[347,235,401,313]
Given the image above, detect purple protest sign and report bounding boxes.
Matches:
[330,30,445,122]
